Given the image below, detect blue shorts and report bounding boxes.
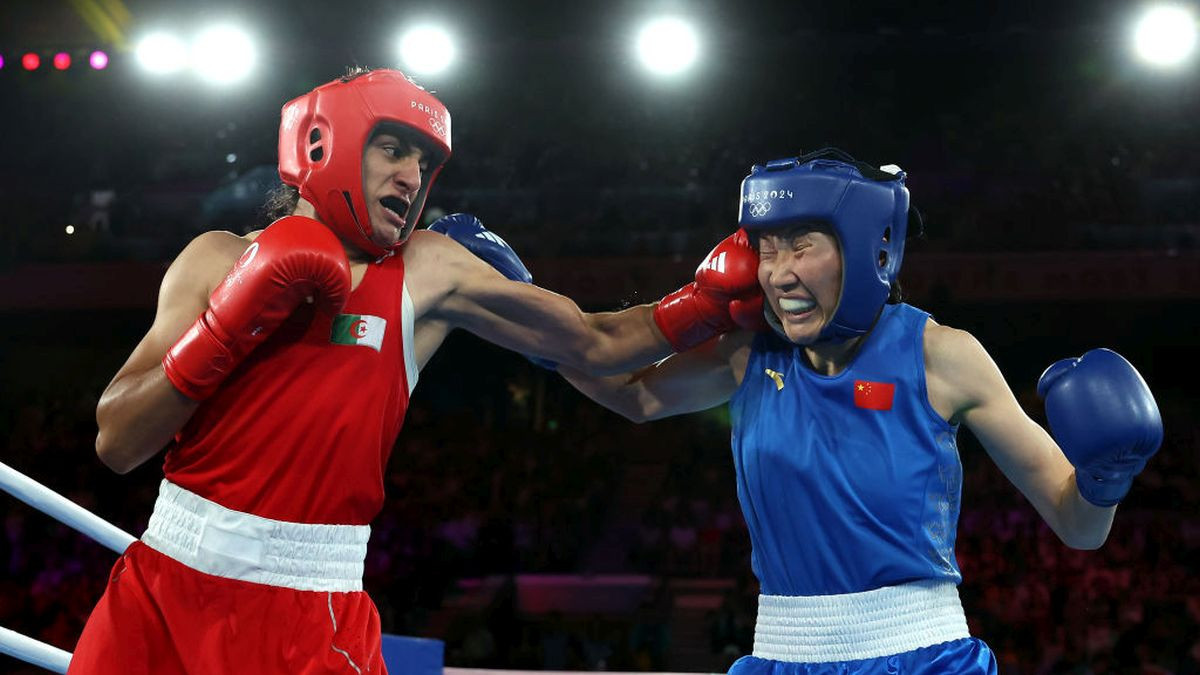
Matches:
[728,637,998,675]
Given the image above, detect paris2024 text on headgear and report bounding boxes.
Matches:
[738,148,912,342]
[278,69,453,257]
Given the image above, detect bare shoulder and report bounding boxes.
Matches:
[923,318,997,422]
[165,230,256,298]
[403,228,517,287]
[401,229,469,264]
[178,229,255,265]
[923,319,987,372]
[398,229,481,320]
[400,230,476,283]
[130,230,254,365]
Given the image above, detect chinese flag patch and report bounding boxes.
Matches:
[854,380,895,411]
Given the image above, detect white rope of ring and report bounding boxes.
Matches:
[0,462,136,555]
[0,461,138,673]
[0,626,70,674]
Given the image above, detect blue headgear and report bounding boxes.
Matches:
[738,148,911,341]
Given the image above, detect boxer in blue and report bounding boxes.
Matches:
[437,148,1164,674]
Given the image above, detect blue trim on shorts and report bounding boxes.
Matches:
[728,637,998,675]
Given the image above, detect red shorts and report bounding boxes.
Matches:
[68,542,385,674]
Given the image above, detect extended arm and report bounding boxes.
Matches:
[925,324,1116,549]
[434,256,671,376]
[558,331,753,422]
[423,216,763,377]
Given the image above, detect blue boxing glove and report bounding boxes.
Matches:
[428,213,557,370]
[429,213,533,283]
[1037,348,1163,507]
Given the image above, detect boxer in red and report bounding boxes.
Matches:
[70,68,764,673]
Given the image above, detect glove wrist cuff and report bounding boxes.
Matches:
[161,314,234,401]
[1074,471,1132,508]
[653,290,719,353]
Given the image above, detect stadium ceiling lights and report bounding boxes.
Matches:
[1,49,108,72]
[191,25,257,84]
[1132,4,1197,67]
[134,32,188,75]
[134,24,256,84]
[397,24,456,76]
[635,16,700,76]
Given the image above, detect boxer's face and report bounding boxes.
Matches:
[756,224,842,345]
[361,131,427,250]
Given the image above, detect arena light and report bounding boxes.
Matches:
[191,24,257,84]
[22,53,40,71]
[135,32,188,74]
[53,52,71,70]
[1132,4,1197,67]
[0,53,5,70]
[397,25,456,76]
[90,50,109,70]
[635,16,700,76]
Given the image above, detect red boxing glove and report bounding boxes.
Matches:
[162,216,352,400]
[653,229,765,351]
[729,294,769,334]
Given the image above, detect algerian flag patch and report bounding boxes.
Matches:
[330,314,387,352]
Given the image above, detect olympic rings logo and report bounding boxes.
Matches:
[748,202,771,218]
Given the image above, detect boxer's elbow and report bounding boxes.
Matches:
[606,382,673,424]
[558,368,660,424]
[1052,510,1113,551]
[1059,532,1107,551]
[1056,525,1109,551]
[95,402,137,474]
[612,404,654,424]
[94,419,161,475]
[93,374,192,474]
[95,432,141,474]
[580,398,655,424]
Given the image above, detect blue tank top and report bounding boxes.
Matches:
[729,303,963,596]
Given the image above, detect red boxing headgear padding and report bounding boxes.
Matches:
[278,69,452,257]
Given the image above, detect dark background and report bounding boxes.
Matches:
[1,1,1197,673]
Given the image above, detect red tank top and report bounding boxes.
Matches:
[164,254,416,525]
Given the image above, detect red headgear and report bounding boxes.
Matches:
[278,69,452,257]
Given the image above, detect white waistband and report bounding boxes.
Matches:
[141,480,370,592]
[753,580,971,662]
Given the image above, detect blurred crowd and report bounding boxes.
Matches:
[1,325,1196,673]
